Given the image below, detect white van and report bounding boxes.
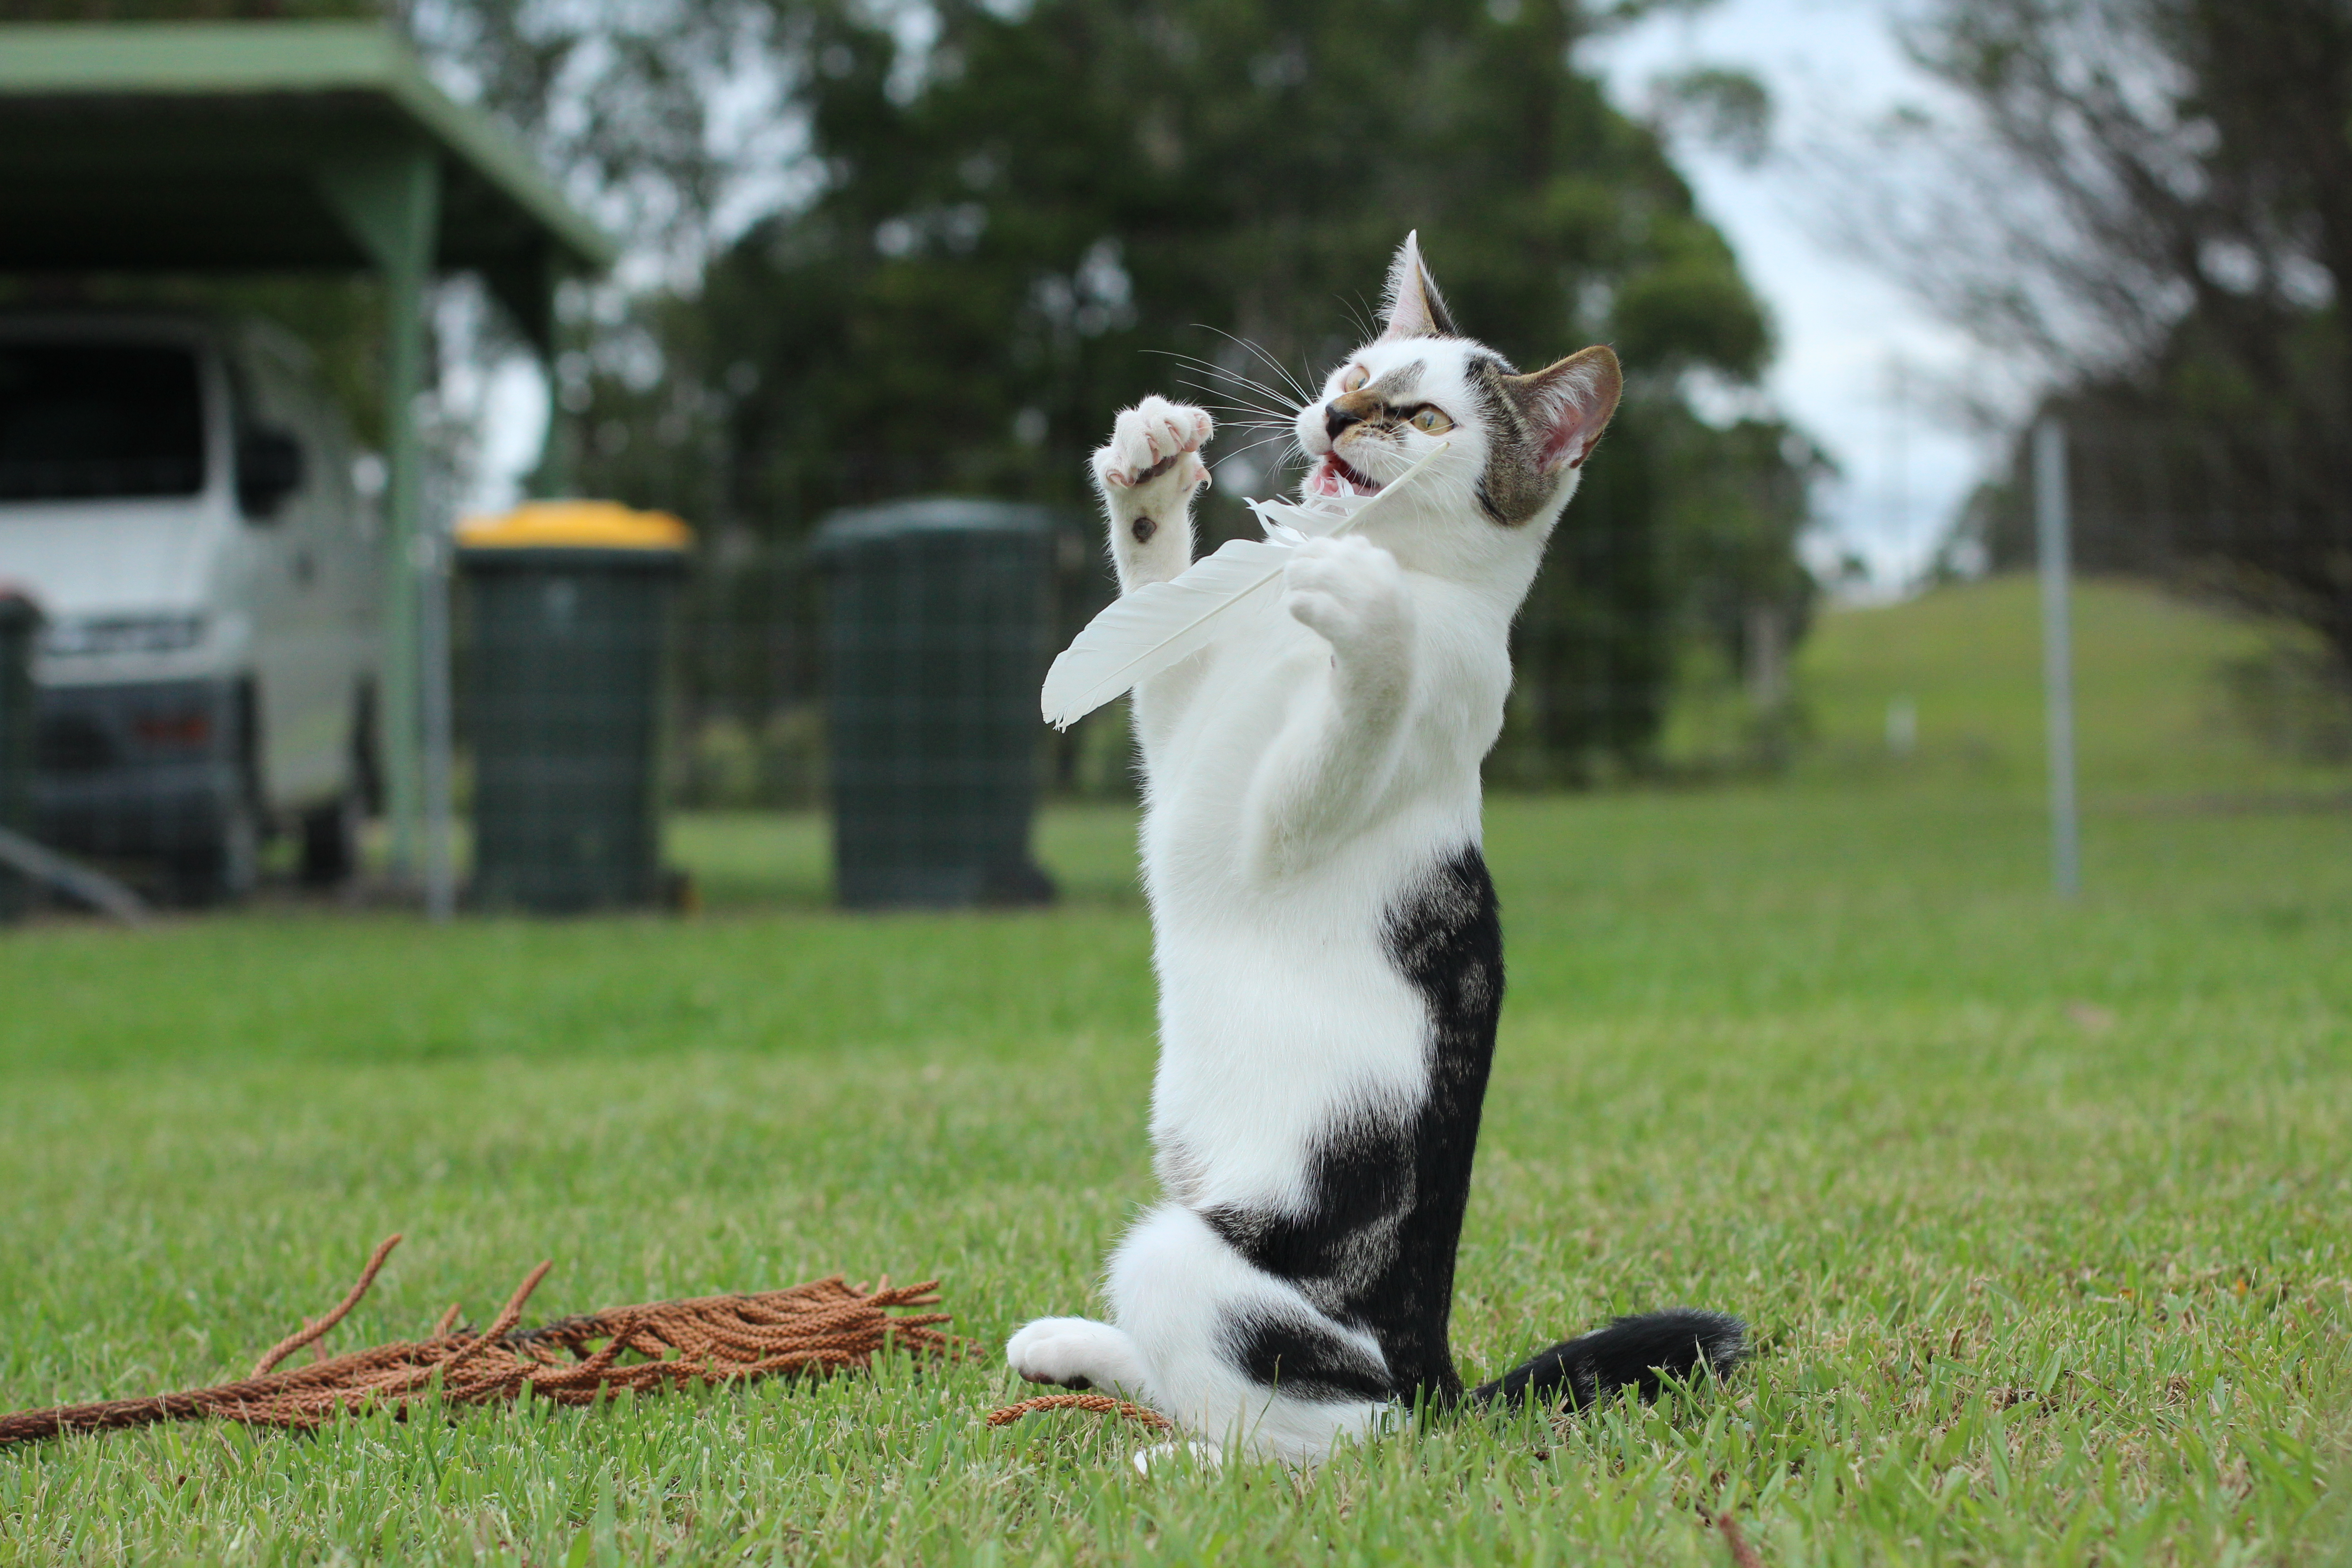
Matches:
[0,313,381,902]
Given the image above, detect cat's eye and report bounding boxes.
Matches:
[1410,407,1453,434]
[1340,365,1368,392]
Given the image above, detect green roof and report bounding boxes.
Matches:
[0,21,615,275]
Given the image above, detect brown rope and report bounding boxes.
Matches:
[986,1392,1172,1431]
[0,1236,966,1449]
[1715,1512,1765,1568]
[250,1233,406,1377]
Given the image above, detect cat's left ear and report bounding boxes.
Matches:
[1503,346,1623,471]
[1381,231,1459,340]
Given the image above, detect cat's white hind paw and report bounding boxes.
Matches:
[1132,1441,1224,1476]
[1005,1316,1149,1394]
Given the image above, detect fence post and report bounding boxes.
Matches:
[2034,418,2081,899]
[418,525,457,923]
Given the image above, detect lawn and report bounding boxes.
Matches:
[1788,573,2350,800]
[2,779,2348,1565]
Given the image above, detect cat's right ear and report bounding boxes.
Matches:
[1503,346,1623,472]
[1381,231,1459,340]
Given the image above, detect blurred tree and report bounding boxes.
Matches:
[1862,0,2352,676]
[2,0,1822,780]
[572,0,1811,780]
[0,0,363,15]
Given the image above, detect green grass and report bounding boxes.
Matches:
[1788,574,2348,800]
[5,574,2351,1563]
[3,782,2350,1564]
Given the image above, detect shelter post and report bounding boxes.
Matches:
[318,147,441,877]
[0,21,618,902]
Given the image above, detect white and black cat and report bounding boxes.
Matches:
[1007,234,1744,1465]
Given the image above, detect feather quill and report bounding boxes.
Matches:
[1041,445,1448,729]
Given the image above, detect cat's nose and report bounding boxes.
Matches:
[1324,405,1364,442]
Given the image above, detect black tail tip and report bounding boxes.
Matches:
[1473,1308,1749,1411]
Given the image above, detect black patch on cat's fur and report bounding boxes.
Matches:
[1472,474,1506,526]
[1204,846,1502,1408]
[1222,1310,1396,1403]
[1470,1310,1748,1411]
[1132,514,1156,543]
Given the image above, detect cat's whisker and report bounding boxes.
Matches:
[1152,344,1293,392]
[1196,327,1319,407]
[1339,292,1383,349]
[1160,355,1303,419]
[1216,429,1302,462]
[1166,376,1289,412]
[1211,427,1298,450]
[1156,345,1310,417]
[1173,390,1298,432]
[1196,327,1319,405]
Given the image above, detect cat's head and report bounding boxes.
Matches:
[1291,233,1622,568]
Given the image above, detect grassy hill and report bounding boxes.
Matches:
[1783,573,2350,800]
[1675,571,2352,804]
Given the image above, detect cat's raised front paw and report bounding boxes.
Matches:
[1283,534,1411,654]
[1093,397,1214,510]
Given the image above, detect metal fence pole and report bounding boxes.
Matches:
[2034,418,2081,899]
[418,525,457,922]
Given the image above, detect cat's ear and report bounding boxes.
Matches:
[1503,346,1623,472]
[1380,231,1459,340]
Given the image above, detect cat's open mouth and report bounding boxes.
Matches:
[1307,451,1382,498]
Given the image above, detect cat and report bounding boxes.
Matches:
[1005,233,1745,1466]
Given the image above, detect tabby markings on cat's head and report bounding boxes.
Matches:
[1294,231,1625,529]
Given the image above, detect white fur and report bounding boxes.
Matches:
[1008,273,1599,1466]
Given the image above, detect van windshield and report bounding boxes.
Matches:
[0,343,206,502]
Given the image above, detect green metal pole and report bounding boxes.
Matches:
[380,228,428,875]
[534,248,577,500]
[318,145,440,878]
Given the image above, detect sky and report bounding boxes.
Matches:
[1583,0,1997,590]
[458,0,2008,591]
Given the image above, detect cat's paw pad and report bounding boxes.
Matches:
[1094,397,1214,505]
[1006,1316,1117,1388]
[1283,535,1409,648]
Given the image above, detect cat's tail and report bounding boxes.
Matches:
[1466,1309,1748,1411]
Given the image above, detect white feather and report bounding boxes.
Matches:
[1041,445,1447,729]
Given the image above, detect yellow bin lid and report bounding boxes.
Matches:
[456,500,693,552]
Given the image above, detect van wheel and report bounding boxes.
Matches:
[299,794,360,887]
[167,795,260,907]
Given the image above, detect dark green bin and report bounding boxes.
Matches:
[811,500,1058,909]
[457,505,690,913]
[0,589,39,921]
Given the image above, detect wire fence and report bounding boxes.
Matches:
[1952,414,2352,771]
[13,412,2351,916]
[648,428,2352,839]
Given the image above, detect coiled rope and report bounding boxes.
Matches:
[0,1235,962,1448]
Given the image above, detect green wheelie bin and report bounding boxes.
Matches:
[456,502,691,913]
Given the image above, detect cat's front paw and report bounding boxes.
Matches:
[1283,535,1411,656]
[1093,396,1214,522]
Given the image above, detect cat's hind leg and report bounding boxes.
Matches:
[1005,1315,1154,1398]
[1109,1204,1395,1465]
